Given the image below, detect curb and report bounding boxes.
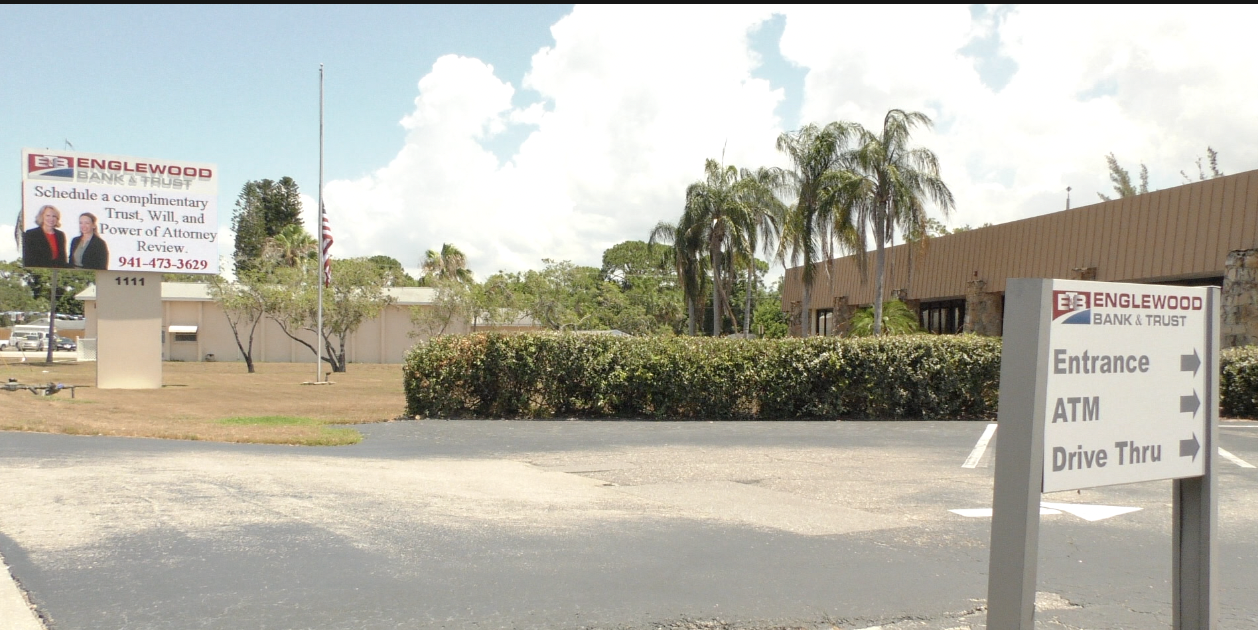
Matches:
[0,552,43,630]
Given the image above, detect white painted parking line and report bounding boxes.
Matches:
[962,423,998,468]
[1219,448,1256,468]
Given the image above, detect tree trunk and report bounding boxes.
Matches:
[687,296,696,336]
[335,333,347,373]
[723,291,740,333]
[743,263,754,336]
[711,239,722,337]
[723,269,737,333]
[906,243,914,300]
[873,215,887,336]
[802,281,812,337]
[885,230,895,300]
[227,313,261,374]
[271,317,342,372]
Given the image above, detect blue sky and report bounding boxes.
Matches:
[2,5,570,206]
[4,6,1255,278]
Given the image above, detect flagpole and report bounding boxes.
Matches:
[317,64,325,383]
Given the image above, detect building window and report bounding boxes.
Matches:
[919,299,966,334]
[173,332,198,343]
[1152,276,1224,288]
[815,309,834,336]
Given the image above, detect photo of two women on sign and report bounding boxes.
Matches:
[21,204,109,270]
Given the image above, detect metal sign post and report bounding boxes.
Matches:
[987,278,1217,629]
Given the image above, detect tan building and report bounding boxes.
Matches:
[78,283,540,364]
[782,168,1258,347]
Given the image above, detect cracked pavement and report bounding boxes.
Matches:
[0,420,1255,629]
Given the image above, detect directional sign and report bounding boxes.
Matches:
[1041,280,1211,492]
[987,278,1218,630]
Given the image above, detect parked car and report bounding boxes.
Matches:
[55,337,76,351]
[16,333,44,351]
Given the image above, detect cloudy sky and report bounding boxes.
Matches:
[3,5,1255,279]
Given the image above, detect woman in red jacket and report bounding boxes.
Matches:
[22,205,68,268]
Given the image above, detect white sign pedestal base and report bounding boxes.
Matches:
[95,271,162,389]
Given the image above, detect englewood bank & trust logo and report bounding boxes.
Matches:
[1052,288,1203,327]
[25,153,214,186]
[26,154,74,179]
[1052,290,1092,324]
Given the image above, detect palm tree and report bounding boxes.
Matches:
[649,218,705,335]
[421,243,474,285]
[733,166,786,335]
[847,299,922,337]
[678,159,744,336]
[843,110,955,335]
[266,224,317,267]
[775,123,863,336]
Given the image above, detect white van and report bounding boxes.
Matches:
[2,325,51,351]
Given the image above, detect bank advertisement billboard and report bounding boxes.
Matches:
[20,149,219,273]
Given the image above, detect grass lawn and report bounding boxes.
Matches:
[0,361,406,446]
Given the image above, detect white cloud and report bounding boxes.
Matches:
[324,6,784,278]
[0,223,17,262]
[781,5,1258,228]
[320,6,1258,280]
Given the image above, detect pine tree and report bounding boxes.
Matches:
[231,177,304,273]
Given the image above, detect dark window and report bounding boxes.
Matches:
[919,299,966,334]
[815,309,834,336]
[1150,276,1224,288]
[173,332,197,343]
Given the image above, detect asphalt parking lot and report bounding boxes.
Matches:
[1,420,1256,630]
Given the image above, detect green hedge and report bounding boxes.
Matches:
[1222,346,1258,418]
[405,334,1258,420]
[404,333,1003,419]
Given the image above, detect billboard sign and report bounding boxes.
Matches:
[20,149,218,273]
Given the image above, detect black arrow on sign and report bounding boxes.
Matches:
[1181,350,1201,376]
[1180,390,1200,417]
[1180,433,1200,461]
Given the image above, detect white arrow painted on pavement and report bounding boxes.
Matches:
[950,503,1142,521]
[1040,502,1143,521]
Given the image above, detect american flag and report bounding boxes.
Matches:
[13,208,22,252]
[321,205,333,287]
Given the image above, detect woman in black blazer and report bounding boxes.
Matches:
[22,205,68,268]
[69,212,110,270]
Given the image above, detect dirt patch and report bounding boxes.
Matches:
[0,361,403,445]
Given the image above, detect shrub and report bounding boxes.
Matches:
[404,333,1002,420]
[847,300,921,337]
[1221,346,1258,418]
